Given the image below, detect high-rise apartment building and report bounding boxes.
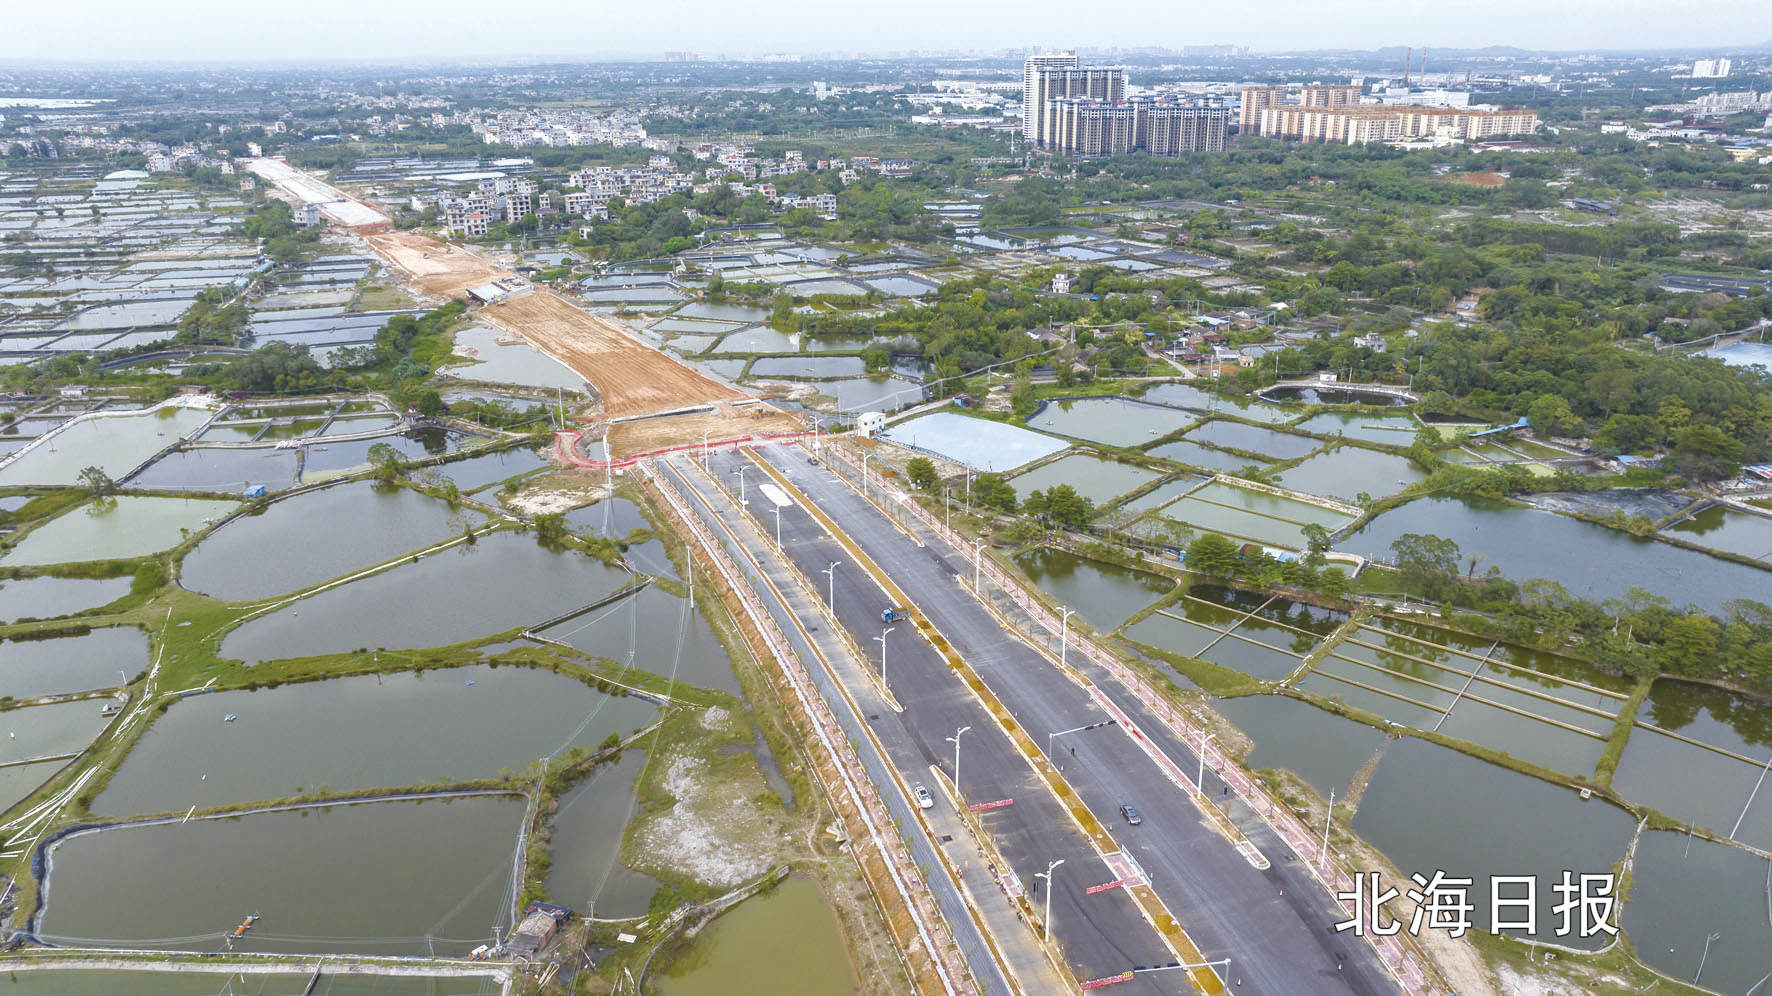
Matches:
[1299,84,1363,107]
[1031,67,1125,147]
[1046,98,1228,157]
[1255,104,1539,144]
[1022,54,1080,139]
[1692,58,1733,79]
[1026,55,1222,157]
[1238,85,1287,135]
[1239,84,1363,135]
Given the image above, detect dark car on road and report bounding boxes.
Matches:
[1119,804,1142,826]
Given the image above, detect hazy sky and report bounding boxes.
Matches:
[2,0,1766,62]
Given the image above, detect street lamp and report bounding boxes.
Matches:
[1058,606,1075,668]
[772,504,782,548]
[1196,731,1217,799]
[972,538,986,591]
[875,627,894,685]
[823,561,841,613]
[701,429,712,472]
[1036,858,1065,942]
[862,452,873,497]
[947,726,970,798]
[736,465,749,506]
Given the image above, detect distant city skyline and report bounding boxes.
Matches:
[2,0,1769,63]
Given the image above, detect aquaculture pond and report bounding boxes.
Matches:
[432,445,553,492]
[1,627,146,698]
[93,664,659,816]
[1211,695,1385,801]
[0,406,212,486]
[1268,447,1426,503]
[1261,386,1408,406]
[544,749,660,917]
[1294,412,1423,447]
[1664,504,1772,561]
[0,575,130,622]
[1184,421,1319,461]
[124,446,299,492]
[748,356,866,379]
[180,482,479,600]
[1026,398,1194,448]
[1342,496,1771,613]
[1145,439,1265,475]
[654,876,859,996]
[1621,831,1772,996]
[1008,453,1161,506]
[220,530,630,664]
[446,325,588,393]
[0,699,113,764]
[1139,384,1295,423]
[38,795,524,954]
[1012,548,1174,632]
[1351,738,1636,947]
[0,761,62,816]
[1610,679,1772,852]
[3,497,238,566]
[535,584,740,696]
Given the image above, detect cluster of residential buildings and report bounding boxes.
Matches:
[458,107,669,152]
[691,143,909,182]
[1238,83,1538,146]
[439,176,546,237]
[435,150,868,237]
[1022,55,1231,157]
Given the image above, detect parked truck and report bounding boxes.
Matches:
[881,606,909,623]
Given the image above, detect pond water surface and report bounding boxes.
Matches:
[39,795,523,954]
[94,664,658,816]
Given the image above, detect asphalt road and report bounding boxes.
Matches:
[699,450,1181,992]
[739,445,1400,996]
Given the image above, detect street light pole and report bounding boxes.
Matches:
[875,627,894,686]
[947,726,970,798]
[736,465,748,506]
[1058,606,1075,668]
[772,504,781,548]
[701,429,711,473]
[862,452,873,498]
[1320,788,1335,872]
[1197,731,1217,799]
[823,561,840,613]
[1036,858,1065,942]
[972,538,985,591]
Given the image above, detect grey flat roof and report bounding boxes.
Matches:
[879,411,1068,473]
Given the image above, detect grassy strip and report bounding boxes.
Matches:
[1594,678,1653,788]
[1114,635,1267,698]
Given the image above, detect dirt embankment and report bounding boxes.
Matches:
[367,232,763,448]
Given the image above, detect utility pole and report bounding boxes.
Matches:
[1058,607,1075,668]
[1197,731,1217,800]
[823,561,840,613]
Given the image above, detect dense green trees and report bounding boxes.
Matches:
[1023,483,1094,528]
[905,457,940,492]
